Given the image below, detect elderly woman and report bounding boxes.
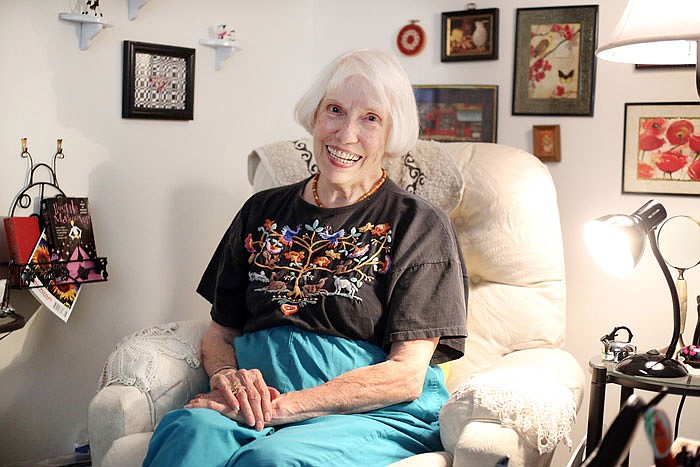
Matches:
[143,48,468,467]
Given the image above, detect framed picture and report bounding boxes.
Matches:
[413,85,498,143]
[441,8,499,62]
[623,102,700,196]
[533,125,561,162]
[635,64,695,70]
[512,5,598,116]
[122,41,195,120]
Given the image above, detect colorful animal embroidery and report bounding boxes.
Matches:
[245,219,392,314]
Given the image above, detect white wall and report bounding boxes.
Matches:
[1,0,698,464]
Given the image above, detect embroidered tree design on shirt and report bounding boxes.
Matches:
[244,219,392,315]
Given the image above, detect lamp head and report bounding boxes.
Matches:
[584,200,667,276]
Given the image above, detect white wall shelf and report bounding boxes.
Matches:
[199,39,242,71]
[128,0,150,20]
[58,13,112,50]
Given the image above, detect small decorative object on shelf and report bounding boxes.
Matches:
[396,20,426,56]
[79,0,103,17]
[199,24,242,71]
[58,2,112,50]
[5,138,108,322]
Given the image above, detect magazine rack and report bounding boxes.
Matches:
[7,138,108,289]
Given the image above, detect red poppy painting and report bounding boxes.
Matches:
[623,102,700,195]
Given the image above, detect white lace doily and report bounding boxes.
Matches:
[98,322,201,393]
[450,368,576,454]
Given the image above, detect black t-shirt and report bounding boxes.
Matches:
[197,177,468,364]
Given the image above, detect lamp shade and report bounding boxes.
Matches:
[596,0,700,64]
[584,200,667,276]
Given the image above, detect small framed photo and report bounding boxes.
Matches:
[122,41,196,120]
[532,125,561,162]
[512,5,598,116]
[623,102,700,196]
[441,8,499,62]
[413,85,498,143]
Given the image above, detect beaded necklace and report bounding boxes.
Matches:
[311,168,387,208]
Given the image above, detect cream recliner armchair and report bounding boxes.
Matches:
[88,140,586,467]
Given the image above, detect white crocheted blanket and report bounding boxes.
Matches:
[449,368,576,454]
[98,322,200,393]
[247,138,465,213]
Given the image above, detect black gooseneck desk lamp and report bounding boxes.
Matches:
[584,199,688,378]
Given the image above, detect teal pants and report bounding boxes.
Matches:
[143,325,448,467]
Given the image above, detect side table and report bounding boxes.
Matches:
[586,355,700,466]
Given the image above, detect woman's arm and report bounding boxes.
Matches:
[197,320,280,430]
[191,322,438,428]
[269,337,439,424]
[201,320,240,376]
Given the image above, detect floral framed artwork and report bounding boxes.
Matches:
[413,85,498,143]
[533,125,561,162]
[512,5,598,116]
[623,102,700,196]
[441,8,499,62]
[122,41,196,120]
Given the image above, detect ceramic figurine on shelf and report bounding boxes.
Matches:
[80,0,103,17]
[212,24,236,43]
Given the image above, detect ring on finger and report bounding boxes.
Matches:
[229,379,243,395]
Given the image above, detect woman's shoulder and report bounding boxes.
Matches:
[383,179,453,223]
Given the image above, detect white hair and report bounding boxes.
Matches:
[294,49,419,158]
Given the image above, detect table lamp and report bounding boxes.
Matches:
[595,0,700,98]
[584,199,689,378]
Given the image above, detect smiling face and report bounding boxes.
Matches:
[312,75,391,198]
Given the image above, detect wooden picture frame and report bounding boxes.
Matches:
[441,8,499,62]
[122,41,195,120]
[413,85,498,143]
[623,102,700,196]
[512,5,598,116]
[533,125,561,161]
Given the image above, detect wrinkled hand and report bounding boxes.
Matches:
[185,368,280,430]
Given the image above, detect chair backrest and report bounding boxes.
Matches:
[438,142,565,391]
[247,140,566,391]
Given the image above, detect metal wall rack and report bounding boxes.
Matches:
[6,138,108,290]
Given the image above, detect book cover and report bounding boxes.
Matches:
[3,216,41,287]
[40,196,101,283]
[24,230,81,323]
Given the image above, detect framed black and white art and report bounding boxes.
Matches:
[122,41,195,120]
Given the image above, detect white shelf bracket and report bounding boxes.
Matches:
[128,0,149,20]
[58,13,113,50]
[199,39,242,71]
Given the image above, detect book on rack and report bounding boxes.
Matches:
[23,230,81,323]
[40,196,102,283]
[3,216,41,287]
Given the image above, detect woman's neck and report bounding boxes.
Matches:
[305,169,386,208]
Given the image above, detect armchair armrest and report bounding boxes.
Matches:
[440,348,586,467]
[88,320,209,467]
